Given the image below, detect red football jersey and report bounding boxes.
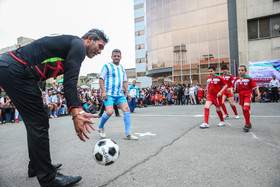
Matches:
[233,75,258,93]
[221,73,234,88]
[198,87,204,97]
[207,74,227,96]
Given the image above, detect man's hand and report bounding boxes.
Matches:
[127,94,132,102]
[73,112,98,142]
[102,92,107,100]
[217,92,222,98]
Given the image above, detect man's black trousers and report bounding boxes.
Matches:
[0,53,56,183]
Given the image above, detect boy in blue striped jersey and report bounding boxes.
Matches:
[98,49,138,140]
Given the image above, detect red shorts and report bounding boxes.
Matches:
[222,89,233,98]
[206,95,223,107]
[239,92,252,106]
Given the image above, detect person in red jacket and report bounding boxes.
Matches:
[220,65,239,119]
[200,66,228,128]
[233,65,260,132]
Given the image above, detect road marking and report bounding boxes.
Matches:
[134,114,280,118]
[250,132,258,139]
[135,132,156,137]
[135,114,197,117]
[251,115,280,118]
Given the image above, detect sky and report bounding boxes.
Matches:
[0,0,136,76]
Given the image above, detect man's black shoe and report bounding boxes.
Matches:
[40,172,82,187]
[28,163,62,178]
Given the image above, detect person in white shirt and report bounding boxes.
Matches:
[269,75,279,102]
[189,84,196,105]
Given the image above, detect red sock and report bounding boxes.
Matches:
[231,105,238,115]
[243,105,251,126]
[204,108,209,124]
[0,113,1,118]
[221,103,228,115]
[217,110,224,121]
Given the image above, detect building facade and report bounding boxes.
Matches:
[237,0,280,66]
[135,0,280,86]
[134,0,153,88]
[144,0,237,86]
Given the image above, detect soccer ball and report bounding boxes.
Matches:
[93,139,120,166]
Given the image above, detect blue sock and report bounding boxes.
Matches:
[99,113,110,129]
[123,112,131,135]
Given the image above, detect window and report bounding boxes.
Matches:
[271,16,280,37]
[248,19,258,39]
[248,14,280,39]
[135,30,144,36]
[259,18,270,38]
[135,44,145,50]
[135,17,144,23]
[136,58,146,63]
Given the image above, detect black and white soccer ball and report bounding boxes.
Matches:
[93,139,120,166]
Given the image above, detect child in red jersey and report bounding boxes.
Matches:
[197,85,204,104]
[220,65,239,119]
[233,65,260,132]
[200,66,228,128]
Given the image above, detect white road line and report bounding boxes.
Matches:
[250,132,258,139]
[194,115,204,117]
[249,132,280,149]
[250,115,280,118]
[133,114,280,118]
[135,132,156,136]
[134,114,200,117]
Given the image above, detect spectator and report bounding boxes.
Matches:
[261,91,270,103]
[83,100,95,114]
[128,80,139,113]
[269,75,279,102]
[189,84,196,105]
[0,95,15,123]
[42,91,52,118]
[167,90,173,105]
[46,90,57,118]
[177,84,184,105]
[184,84,190,105]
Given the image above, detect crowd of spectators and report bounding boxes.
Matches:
[0,80,279,124]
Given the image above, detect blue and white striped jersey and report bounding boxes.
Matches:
[99,62,127,96]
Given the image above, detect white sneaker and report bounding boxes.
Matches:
[50,115,54,118]
[124,133,138,140]
[98,128,106,139]
[223,114,229,118]
[218,121,226,127]
[235,115,240,119]
[200,123,209,128]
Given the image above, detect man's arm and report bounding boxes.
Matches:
[218,85,228,97]
[255,87,261,101]
[99,78,107,100]
[123,81,131,101]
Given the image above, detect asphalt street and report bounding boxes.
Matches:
[0,103,279,187]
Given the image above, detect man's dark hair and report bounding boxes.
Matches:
[208,66,216,71]
[112,49,121,56]
[221,65,228,70]
[82,29,109,44]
